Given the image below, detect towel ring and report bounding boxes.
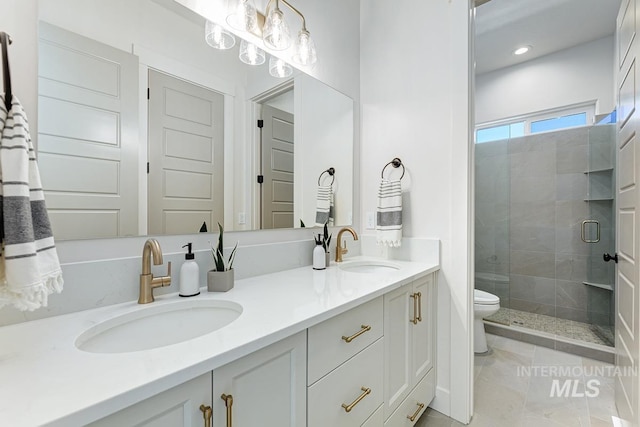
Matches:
[381,158,405,180]
[318,167,335,186]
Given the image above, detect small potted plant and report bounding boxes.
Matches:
[322,222,332,267]
[208,223,238,292]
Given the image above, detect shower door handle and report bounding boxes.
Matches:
[603,253,619,263]
[581,220,600,243]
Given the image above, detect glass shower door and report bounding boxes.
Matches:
[584,122,616,346]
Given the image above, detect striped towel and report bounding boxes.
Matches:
[314,185,334,227]
[0,95,63,311]
[376,179,402,247]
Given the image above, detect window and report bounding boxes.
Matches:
[530,112,587,133]
[475,103,596,144]
[476,122,524,143]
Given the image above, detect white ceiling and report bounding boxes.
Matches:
[475,0,622,74]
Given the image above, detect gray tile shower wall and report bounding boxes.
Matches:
[476,125,615,325]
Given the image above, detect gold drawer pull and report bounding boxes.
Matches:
[407,402,425,422]
[416,292,422,322]
[199,404,212,427]
[341,387,371,412]
[342,325,371,343]
[410,293,418,324]
[221,394,233,427]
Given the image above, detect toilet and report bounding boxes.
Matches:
[473,289,500,353]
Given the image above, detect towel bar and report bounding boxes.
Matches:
[381,157,405,180]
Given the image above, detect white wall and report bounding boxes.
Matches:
[360,0,472,423]
[476,36,615,124]
[294,74,354,227]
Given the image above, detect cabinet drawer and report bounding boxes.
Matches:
[362,405,384,427]
[308,338,384,427]
[384,367,435,426]
[308,296,383,385]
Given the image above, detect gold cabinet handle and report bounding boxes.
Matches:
[341,387,371,412]
[342,325,371,343]
[199,404,212,427]
[416,292,422,322]
[410,293,418,324]
[221,394,233,427]
[407,402,425,422]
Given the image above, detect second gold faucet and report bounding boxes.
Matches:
[335,227,359,263]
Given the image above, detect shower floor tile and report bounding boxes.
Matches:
[485,307,612,347]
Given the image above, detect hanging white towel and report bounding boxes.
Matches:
[376,179,402,247]
[0,95,63,311]
[315,185,334,227]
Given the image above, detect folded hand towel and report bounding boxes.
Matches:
[315,185,334,227]
[0,95,63,311]
[376,179,402,247]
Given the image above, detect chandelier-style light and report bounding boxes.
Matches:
[239,39,266,65]
[205,20,236,50]
[269,56,293,78]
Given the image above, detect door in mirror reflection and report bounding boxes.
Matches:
[38,22,139,240]
[148,70,224,235]
[260,103,294,229]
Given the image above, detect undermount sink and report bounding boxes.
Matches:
[339,260,400,274]
[76,299,242,353]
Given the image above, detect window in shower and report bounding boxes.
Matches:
[530,112,588,133]
[476,121,524,143]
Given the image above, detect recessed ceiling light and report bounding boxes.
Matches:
[513,46,532,56]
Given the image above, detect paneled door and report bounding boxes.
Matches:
[37,22,138,239]
[615,0,640,423]
[261,104,294,229]
[147,70,224,235]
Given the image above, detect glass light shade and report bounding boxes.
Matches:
[269,56,293,78]
[205,21,236,50]
[262,7,291,50]
[239,40,266,65]
[292,29,317,66]
[226,0,258,32]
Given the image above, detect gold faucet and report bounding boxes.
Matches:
[138,238,172,304]
[335,227,359,263]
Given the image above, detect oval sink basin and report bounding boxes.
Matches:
[339,260,400,274]
[76,299,242,353]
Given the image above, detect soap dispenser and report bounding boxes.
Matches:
[179,243,200,297]
[313,235,326,270]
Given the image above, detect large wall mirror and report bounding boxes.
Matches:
[37,0,354,240]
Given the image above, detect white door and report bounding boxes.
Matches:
[261,104,294,229]
[148,70,224,235]
[88,373,212,426]
[615,0,640,423]
[37,22,138,240]
[212,332,306,427]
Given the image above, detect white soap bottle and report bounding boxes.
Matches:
[313,236,326,270]
[179,243,200,297]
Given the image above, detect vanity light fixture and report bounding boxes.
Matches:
[269,56,293,78]
[226,0,317,66]
[205,20,236,50]
[239,39,266,65]
[513,45,531,56]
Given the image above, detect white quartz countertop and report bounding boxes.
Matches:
[0,256,438,426]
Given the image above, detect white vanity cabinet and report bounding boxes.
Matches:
[383,273,436,424]
[88,373,212,427]
[212,331,307,427]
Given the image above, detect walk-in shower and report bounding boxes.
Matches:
[475,119,616,351]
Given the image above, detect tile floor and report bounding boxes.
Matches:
[415,333,618,427]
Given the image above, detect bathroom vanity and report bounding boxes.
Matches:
[0,257,438,426]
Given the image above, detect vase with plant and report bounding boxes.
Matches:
[321,222,332,266]
[208,223,238,292]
